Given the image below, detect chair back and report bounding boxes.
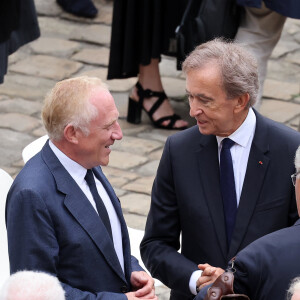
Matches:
[22,135,48,163]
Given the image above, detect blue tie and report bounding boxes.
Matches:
[220,138,237,248]
[85,169,113,239]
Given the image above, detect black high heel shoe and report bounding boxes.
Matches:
[127,82,187,130]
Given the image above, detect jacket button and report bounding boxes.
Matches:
[120,285,128,293]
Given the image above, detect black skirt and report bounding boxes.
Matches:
[107,0,186,79]
[0,0,40,84]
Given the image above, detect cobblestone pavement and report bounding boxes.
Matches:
[0,0,300,298]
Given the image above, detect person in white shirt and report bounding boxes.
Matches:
[6,76,157,300]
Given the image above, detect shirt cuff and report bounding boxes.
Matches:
[189,270,203,295]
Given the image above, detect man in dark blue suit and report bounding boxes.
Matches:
[6,76,157,300]
[140,39,300,300]
[195,145,300,300]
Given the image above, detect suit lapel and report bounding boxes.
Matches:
[41,141,127,283]
[197,134,227,261]
[93,167,132,281]
[228,111,270,259]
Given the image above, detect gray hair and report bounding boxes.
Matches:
[0,271,65,300]
[287,277,300,300]
[42,76,108,141]
[182,38,259,106]
[295,145,300,172]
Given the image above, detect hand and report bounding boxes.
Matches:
[126,292,158,300]
[196,263,224,291]
[129,271,157,299]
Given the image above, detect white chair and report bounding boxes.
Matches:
[22,135,48,164]
[22,136,162,286]
[0,169,13,285]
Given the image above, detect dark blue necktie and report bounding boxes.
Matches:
[220,138,237,248]
[85,169,113,239]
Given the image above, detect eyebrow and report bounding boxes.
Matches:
[104,115,119,128]
[185,90,214,101]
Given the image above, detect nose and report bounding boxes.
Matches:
[189,102,203,118]
[112,122,123,140]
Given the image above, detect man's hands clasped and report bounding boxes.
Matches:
[126,271,157,300]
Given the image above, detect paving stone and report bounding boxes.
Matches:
[30,37,80,57]
[123,212,147,231]
[72,47,109,66]
[35,0,62,16]
[0,113,41,132]
[8,51,28,65]
[263,79,299,101]
[38,16,84,38]
[107,176,129,188]
[102,166,139,181]
[0,74,55,101]
[79,67,137,92]
[108,150,149,170]
[0,129,34,167]
[285,50,300,65]
[0,95,9,101]
[120,193,151,216]
[0,98,42,115]
[137,130,173,143]
[267,60,300,83]
[148,148,163,160]
[70,24,111,46]
[112,136,162,155]
[136,160,160,177]
[32,126,47,137]
[260,100,300,123]
[113,188,126,197]
[122,176,155,195]
[9,55,83,80]
[161,77,186,98]
[271,40,300,59]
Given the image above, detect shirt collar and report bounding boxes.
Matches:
[216,108,256,148]
[49,140,87,185]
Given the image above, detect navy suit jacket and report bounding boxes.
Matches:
[140,111,300,300]
[6,141,143,300]
[196,219,300,300]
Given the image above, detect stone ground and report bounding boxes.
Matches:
[0,0,300,298]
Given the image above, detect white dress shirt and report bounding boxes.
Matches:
[49,141,125,272]
[189,108,256,295]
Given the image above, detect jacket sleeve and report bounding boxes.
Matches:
[6,189,127,300]
[140,137,198,295]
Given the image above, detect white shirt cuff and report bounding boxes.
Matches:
[189,270,203,295]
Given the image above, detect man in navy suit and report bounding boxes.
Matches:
[195,145,300,300]
[6,76,157,300]
[140,39,300,300]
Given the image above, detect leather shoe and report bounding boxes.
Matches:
[57,0,98,18]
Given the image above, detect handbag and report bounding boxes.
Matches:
[175,0,243,69]
[204,267,250,300]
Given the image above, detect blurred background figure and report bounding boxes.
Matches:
[0,271,65,300]
[235,0,300,108]
[108,0,188,130]
[0,0,40,84]
[287,277,300,300]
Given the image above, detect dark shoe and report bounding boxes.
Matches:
[127,82,187,130]
[57,0,98,18]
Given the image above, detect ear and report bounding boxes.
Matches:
[63,124,79,144]
[234,93,250,113]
